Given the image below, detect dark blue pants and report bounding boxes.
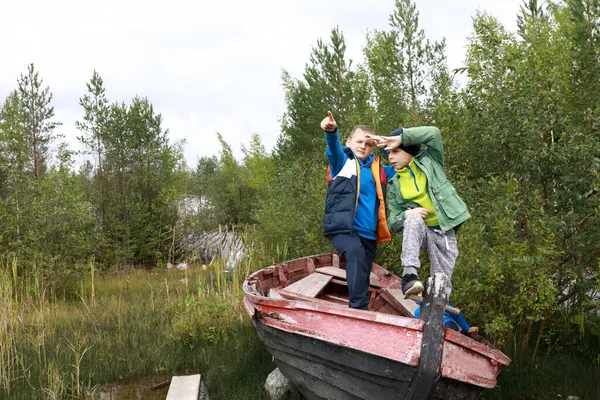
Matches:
[330,231,377,310]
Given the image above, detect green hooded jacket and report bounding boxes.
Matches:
[387,126,470,233]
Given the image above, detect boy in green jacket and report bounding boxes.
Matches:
[369,126,470,298]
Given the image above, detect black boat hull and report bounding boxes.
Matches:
[254,318,482,400]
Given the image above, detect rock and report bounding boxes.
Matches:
[264,368,292,400]
[176,262,188,271]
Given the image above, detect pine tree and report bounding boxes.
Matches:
[76,70,109,227]
[365,0,446,130]
[17,63,61,180]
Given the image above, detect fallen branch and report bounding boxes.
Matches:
[149,379,171,391]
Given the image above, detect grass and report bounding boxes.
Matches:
[484,351,600,399]
[0,256,276,400]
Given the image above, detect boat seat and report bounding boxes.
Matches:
[283,272,332,298]
[316,267,385,288]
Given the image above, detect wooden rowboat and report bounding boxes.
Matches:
[243,253,510,400]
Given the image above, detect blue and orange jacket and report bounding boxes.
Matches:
[323,129,396,243]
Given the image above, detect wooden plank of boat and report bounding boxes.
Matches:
[323,294,349,304]
[316,266,385,288]
[379,288,418,318]
[306,257,316,274]
[329,278,378,294]
[283,272,332,298]
[268,288,285,299]
[274,288,349,309]
[332,253,340,268]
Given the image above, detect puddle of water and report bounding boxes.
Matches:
[93,377,169,400]
[93,377,210,400]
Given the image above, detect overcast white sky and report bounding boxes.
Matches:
[0,0,523,167]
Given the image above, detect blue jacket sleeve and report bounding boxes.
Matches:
[451,311,471,331]
[325,128,346,177]
[377,147,396,179]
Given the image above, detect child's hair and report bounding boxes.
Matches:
[348,125,375,139]
[390,127,420,156]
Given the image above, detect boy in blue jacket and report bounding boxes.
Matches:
[320,111,396,310]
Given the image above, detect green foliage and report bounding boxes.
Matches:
[172,296,231,347]
[0,66,185,280]
[187,133,271,231]
[254,161,331,257]
[484,351,600,399]
[76,70,109,229]
[450,6,600,356]
[451,176,561,349]
[277,27,376,161]
[75,73,185,267]
[0,67,93,289]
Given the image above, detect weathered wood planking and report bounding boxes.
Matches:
[276,264,289,287]
[283,273,332,298]
[380,288,418,318]
[316,267,385,288]
[306,258,316,274]
[332,253,340,268]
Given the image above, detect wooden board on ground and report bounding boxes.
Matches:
[316,267,385,288]
[166,374,202,400]
[284,273,332,298]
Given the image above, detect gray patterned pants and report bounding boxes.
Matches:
[401,215,459,296]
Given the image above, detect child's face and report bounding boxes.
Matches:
[346,129,374,161]
[388,147,413,169]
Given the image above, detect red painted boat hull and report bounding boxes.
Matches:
[243,254,510,399]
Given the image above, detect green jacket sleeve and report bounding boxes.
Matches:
[401,126,444,167]
[387,179,407,233]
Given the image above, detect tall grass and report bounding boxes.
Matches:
[0,257,19,394]
[0,248,280,400]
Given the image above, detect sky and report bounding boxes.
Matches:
[0,0,523,168]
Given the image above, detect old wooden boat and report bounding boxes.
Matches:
[243,253,511,400]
